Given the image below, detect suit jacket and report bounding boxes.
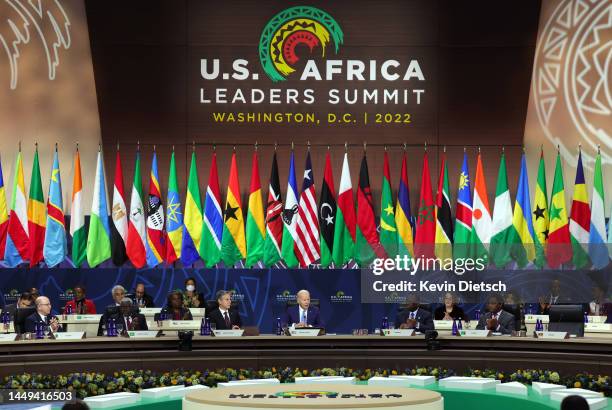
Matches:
[209,307,241,330]
[395,308,434,332]
[24,312,59,333]
[64,298,97,314]
[284,305,324,328]
[116,313,148,334]
[131,293,155,308]
[476,310,515,334]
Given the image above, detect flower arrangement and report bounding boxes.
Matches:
[3,367,609,399]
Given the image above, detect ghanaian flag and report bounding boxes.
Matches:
[221,152,246,266]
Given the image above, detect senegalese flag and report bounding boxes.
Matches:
[4,149,28,267]
[454,152,472,259]
[221,151,246,266]
[70,148,86,267]
[589,150,608,268]
[569,151,590,268]
[263,152,283,267]
[470,152,492,263]
[146,152,165,267]
[532,149,548,268]
[379,151,397,258]
[332,152,356,266]
[319,151,336,267]
[181,150,203,266]
[43,147,67,267]
[165,150,182,264]
[546,151,571,268]
[0,155,7,258]
[27,146,46,267]
[281,150,299,268]
[86,148,111,267]
[395,152,414,259]
[201,151,223,267]
[510,152,535,267]
[489,152,513,268]
[434,153,453,261]
[245,151,265,267]
[126,150,146,268]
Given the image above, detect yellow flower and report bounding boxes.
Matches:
[171,379,178,385]
[391,370,398,375]
[574,382,581,388]
[302,370,308,376]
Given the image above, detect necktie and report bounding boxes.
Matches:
[224,311,231,328]
[127,316,132,330]
[409,312,415,320]
[301,311,307,324]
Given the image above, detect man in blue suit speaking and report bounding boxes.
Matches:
[284,290,324,328]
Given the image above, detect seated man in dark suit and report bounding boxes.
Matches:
[394,295,434,332]
[208,290,241,330]
[24,296,61,334]
[132,283,155,308]
[477,294,515,335]
[2,291,34,320]
[284,289,324,328]
[116,298,147,334]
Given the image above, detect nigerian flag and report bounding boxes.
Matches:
[489,152,513,268]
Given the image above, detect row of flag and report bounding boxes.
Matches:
[0,145,610,270]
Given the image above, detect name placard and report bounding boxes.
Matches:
[139,308,161,315]
[534,331,569,339]
[585,323,612,332]
[212,329,244,337]
[289,328,322,337]
[166,320,200,330]
[189,308,206,316]
[128,330,159,339]
[458,329,491,337]
[0,334,17,342]
[74,315,102,321]
[53,331,85,340]
[381,329,415,337]
[525,314,549,323]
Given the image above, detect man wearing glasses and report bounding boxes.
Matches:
[24,296,60,334]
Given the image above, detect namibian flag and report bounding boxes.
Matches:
[4,150,28,267]
[43,148,67,267]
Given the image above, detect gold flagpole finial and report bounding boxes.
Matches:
[291,141,294,151]
[403,142,407,152]
[363,141,367,153]
[307,140,311,152]
[344,142,348,152]
[254,141,258,152]
[274,142,278,152]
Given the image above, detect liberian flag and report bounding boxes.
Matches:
[4,150,28,267]
[295,151,320,267]
[146,151,165,267]
[127,150,146,268]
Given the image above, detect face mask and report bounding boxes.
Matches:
[186,285,195,292]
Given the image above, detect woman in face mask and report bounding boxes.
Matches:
[183,277,205,308]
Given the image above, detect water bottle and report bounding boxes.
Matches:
[200,317,208,336]
[584,312,589,324]
[35,322,44,339]
[109,318,116,337]
[381,316,389,330]
[457,318,463,330]
[475,309,481,321]
[276,317,282,336]
[451,319,458,336]
[67,304,73,315]
[536,319,541,332]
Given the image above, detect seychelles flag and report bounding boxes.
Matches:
[43,148,67,267]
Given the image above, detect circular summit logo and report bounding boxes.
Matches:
[274,391,339,398]
[259,6,344,82]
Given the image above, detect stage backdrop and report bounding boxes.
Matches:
[86,0,541,209]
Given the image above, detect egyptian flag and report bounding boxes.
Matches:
[319,151,336,268]
[355,153,385,266]
[110,149,128,266]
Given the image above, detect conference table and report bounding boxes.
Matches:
[0,333,609,379]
